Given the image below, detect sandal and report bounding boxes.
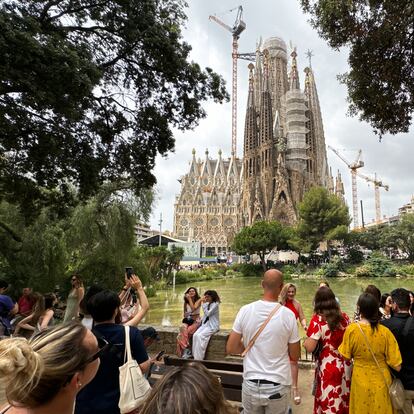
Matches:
[292,387,301,405]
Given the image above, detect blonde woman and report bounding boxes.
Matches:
[0,322,101,414]
[279,283,307,405]
[140,363,237,414]
[63,274,84,322]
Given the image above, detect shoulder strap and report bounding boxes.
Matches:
[0,405,11,414]
[357,322,390,391]
[241,303,281,357]
[123,325,133,363]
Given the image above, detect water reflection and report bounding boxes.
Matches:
[145,277,414,329]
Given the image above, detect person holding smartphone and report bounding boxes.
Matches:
[119,269,149,326]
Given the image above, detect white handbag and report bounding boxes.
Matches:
[118,325,151,413]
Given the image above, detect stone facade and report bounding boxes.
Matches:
[173,149,242,256]
[173,36,344,253]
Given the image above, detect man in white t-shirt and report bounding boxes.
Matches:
[226,269,300,413]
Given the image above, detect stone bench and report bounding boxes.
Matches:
[141,325,232,361]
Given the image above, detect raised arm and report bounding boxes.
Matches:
[125,275,149,327]
[203,302,219,317]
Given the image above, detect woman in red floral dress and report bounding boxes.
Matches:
[304,286,352,414]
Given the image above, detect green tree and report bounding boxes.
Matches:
[66,195,138,290]
[297,187,350,254]
[394,213,414,262]
[0,202,69,293]
[0,0,228,217]
[300,1,413,136]
[232,221,289,271]
[129,244,184,283]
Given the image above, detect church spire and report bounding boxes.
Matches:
[243,63,259,174]
[288,48,300,90]
[258,50,273,146]
[304,65,330,187]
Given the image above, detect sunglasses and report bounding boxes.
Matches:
[71,278,77,282]
[63,337,110,386]
[86,337,110,364]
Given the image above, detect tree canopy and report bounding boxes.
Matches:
[0,0,228,216]
[300,0,414,136]
[232,220,289,270]
[297,186,350,251]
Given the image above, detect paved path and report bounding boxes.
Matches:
[290,368,314,413]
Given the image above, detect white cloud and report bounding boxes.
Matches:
[150,0,414,230]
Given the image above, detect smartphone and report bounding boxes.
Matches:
[155,350,165,361]
[125,266,134,279]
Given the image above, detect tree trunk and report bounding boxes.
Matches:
[259,252,266,272]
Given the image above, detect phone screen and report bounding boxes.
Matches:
[125,267,133,279]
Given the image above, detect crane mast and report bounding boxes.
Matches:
[356,171,389,224]
[209,7,246,157]
[328,146,364,228]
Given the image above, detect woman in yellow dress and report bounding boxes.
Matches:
[339,292,402,414]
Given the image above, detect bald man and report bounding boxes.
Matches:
[227,269,300,414]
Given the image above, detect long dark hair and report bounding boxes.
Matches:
[380,293,390,309]
[358,293,381,330]
[204,290,220,303]
[314,287,343,330]
[184,287,200,304]
[365,285,381,303]
[204,290,220,311]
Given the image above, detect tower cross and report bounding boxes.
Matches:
[306,49,314,68]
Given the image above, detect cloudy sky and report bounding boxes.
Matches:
[149,0,413,231]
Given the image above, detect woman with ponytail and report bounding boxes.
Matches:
[0,322,101,414]
[339,293,402,414]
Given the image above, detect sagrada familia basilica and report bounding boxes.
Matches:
[173,37,344,256]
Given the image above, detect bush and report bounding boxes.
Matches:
[225,269,239,278]
[354,252,396,277]
[320,256,344,277]
[175,270,204,284]
[144,286,157,298]
[354,265,373,278]
[281,264,296,277]
[394,264,414,276]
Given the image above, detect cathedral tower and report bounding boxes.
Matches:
[304,66,330,187]
[242,64,259,225]
[285,49,308,207]
[258,50,277,217]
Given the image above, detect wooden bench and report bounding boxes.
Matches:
[154,355,244,403]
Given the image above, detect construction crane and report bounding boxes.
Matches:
[356,171,389,224]
[328,146,364,228]
[209,7,246,157]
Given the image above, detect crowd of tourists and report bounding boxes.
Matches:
[1,272,414,414]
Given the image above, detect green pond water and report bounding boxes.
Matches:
[144,277,414,329]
